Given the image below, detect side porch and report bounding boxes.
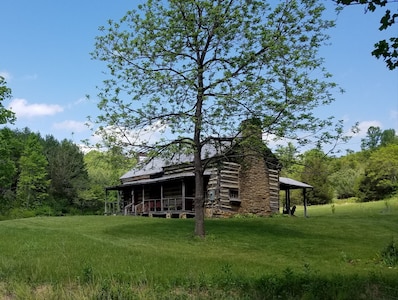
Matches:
[105,173,206,218]
[126,197,195,218]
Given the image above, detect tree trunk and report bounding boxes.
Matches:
[194,149,205,237]
[193,52,206,237]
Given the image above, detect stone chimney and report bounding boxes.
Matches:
[238,118,272,216]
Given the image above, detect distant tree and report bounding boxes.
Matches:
[275,142,300,176]
[300,148,334,204]
[357,144,398,201]
[380,128,398,146]
[83,148,133,212]
[361,126,382,150]
[16,134,50,209]
[92,0,345,236]
[82,150,108,206]
[0,76,16,125]
[0,129,17,189]
[44,136,89,211]
[0,129,17,211]
[361,127,398,150]
[335,0,398,70]
[330,168,360,198]
[329,151,365,199]
[0,128,32,192]
[85,148,132,186]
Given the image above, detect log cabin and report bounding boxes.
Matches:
[105,121,285,218]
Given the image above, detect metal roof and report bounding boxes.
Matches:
[107,169,214,191]
[120,140,234,180]
[279,177,313,190]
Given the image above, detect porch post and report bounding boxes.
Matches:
[142,186,145,213]
[105,189,108,215]
[117,190,121,214]
[303,188,308,218]
[131,189,135,215]
[161,184,164,211]
[182,179,186,211]
[285,189,290,214]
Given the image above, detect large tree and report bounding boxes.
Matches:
[92,0,344,236]
[335,0,398,70]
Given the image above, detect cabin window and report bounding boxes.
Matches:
[229,189,239,201]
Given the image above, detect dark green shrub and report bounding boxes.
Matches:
[380,239,398,266]
[8,208,35,219]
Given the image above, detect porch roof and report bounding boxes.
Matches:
[279,177,313,190]
[107,174,311,191]
[106,169,214,191]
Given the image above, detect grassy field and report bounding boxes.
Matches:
[0,198,397,299]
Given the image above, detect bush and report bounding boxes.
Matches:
[33,205,55,216]
[8,208,36,219]
[380,239,398,266]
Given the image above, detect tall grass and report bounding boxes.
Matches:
[0,198,397,299]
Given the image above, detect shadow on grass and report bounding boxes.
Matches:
[103,216,334,243]
[70,268,398,299]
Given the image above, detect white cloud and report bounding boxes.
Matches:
[92,120,170,148]
[53,120,88,133]
[8,98,63,118]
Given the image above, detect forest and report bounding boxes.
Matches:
[0,125,397,219]
[0,127,134,219]
[278,126,398,205]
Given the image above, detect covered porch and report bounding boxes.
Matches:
[279,177,313,217]
[105,172,208,218]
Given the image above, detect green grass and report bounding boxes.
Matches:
[0,198,398,299]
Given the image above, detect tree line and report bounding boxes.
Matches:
[277,126,398,206]
[0,127,133,218]
[0,124,396,218]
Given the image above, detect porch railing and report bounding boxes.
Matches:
[130,197,195,216]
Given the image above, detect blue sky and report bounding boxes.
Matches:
[1,1,397,153]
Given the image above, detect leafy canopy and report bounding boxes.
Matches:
[335,0,398,70]
[16,134,50,208]
[358,144,398,201]
[92,0,344,155]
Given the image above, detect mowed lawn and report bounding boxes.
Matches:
[0,198,397,299]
